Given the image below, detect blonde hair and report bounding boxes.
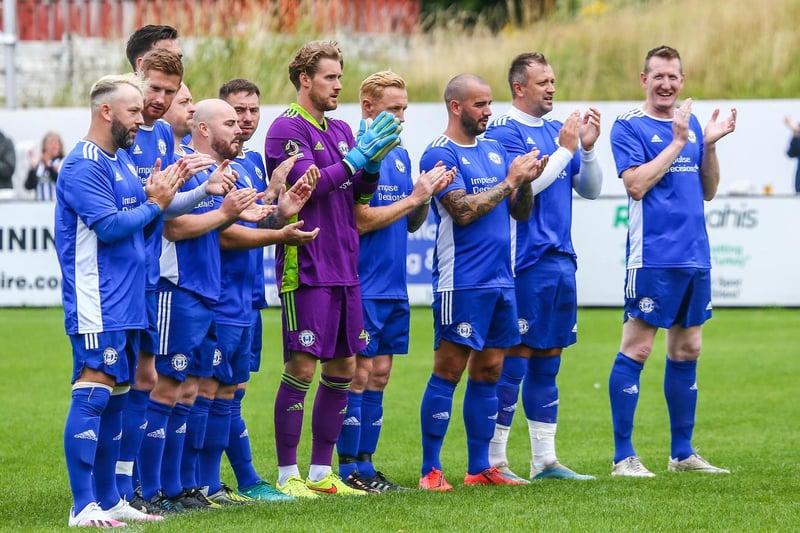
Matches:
[359,70,406,101]
[89,74,142,111]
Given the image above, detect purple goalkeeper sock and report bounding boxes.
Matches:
[310,374,351,467]
[274,372,310,466]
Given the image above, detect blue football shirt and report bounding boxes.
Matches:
[610,107,710,269]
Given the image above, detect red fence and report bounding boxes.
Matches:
[2,0,421,40]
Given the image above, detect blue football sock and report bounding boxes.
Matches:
[522,356,561,423]
[181,396,211,491]
[226,389,260,490]
[357,389,384,477]
[199,398,231,495]
[420,374,456,475]
[496,355,526,427]
[337,391,362,478]
[95,392,126,509]
[64,384,111,512]
[664,357,698,461]
[138,399,172,500]
[609,352,644,463]
[463,379,498,475]
[116,388,149,499]
[161,402,189,499]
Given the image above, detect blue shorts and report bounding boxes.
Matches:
[433,287,519,351]
[281,285,366,362]
[139,290,159,355]
[623,267,712,328]
[69,330,139,385]
[154,286,217,381]
[515,253,577,349]
[250,309,263,372]
[360,299,410,357]
[214,323,253,386]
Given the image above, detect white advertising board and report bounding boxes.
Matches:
[3,197,798,308]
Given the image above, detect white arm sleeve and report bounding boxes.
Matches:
[163,183,208,220]
[531,146,574,195]
[573,148,603,199]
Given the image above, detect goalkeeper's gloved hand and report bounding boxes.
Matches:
[343,111,402,174]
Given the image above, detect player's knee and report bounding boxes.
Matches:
[671,341,702,361]
[367,370,391,390]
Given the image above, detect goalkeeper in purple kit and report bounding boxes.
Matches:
[264,40,402,498]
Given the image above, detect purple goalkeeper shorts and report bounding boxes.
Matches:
[280,285,366,361]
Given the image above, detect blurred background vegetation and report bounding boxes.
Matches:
[178,0,800,105]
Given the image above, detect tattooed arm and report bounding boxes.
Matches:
[440,149,545,225]
[439,181,515,226]
[509,182,534,221]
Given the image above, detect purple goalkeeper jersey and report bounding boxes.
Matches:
[264,103,378,291]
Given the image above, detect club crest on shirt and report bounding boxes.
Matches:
[638,297,655,313]
[158,140,167,156]
[255,167,264,181]
[394,159,406,173]
[457,322,473,338]
[282,139,303,158]
[171,353,188,371]
[687,130,697,144]
[338,141,350,157]
[298,329,316,347]
[102,347,118,366]
[488,152,503,165]
[213,349,222,366]
[518,318,529,335]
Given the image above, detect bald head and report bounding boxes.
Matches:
[192,98,242,161]
[193,99,231,129]
[444,73,489,105]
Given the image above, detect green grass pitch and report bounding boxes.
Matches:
[0,307,798,531]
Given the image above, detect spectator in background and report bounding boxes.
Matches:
[0,129,15,189]
[25,131,64,201]
[784,116,800,194]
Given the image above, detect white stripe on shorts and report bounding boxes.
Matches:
[441,290,453,325]
[625,268,638,299]
[84,332,98,350]
[157,291,171,355]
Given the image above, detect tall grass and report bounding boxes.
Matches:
[180,0,800,103]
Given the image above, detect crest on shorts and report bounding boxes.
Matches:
[171,353,188,371]
[360,329,371,347]
[457,322,473,338]
[213,349,222,366]
[102,347,118,366]
[638,297,655,313]
[517,318,529,335]
[298,329,316,347]
[282,139,303,158]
